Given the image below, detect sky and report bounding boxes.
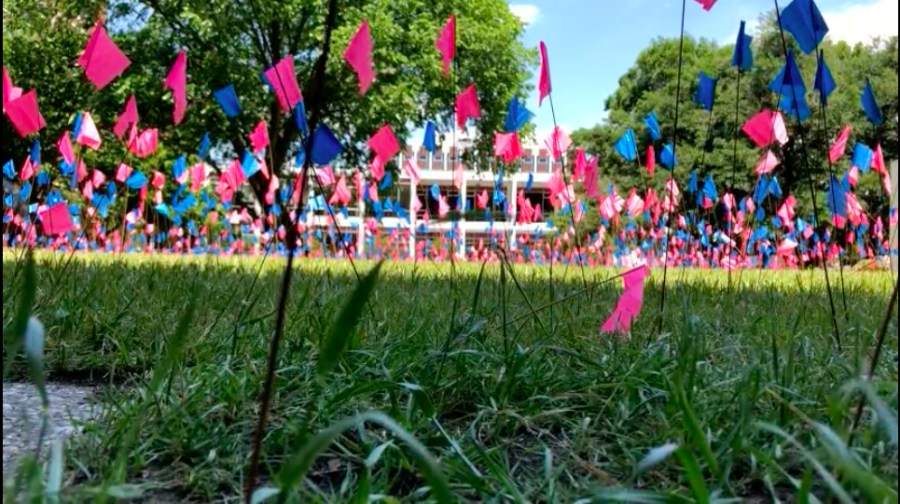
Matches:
[509,0,899,136]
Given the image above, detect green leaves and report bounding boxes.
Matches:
[318,261,383,378]
[276,412,453,503]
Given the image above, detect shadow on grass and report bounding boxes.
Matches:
[2,253,897,501]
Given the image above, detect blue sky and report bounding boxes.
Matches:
[510,0,898,134]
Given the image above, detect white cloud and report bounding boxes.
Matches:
[824,0,898,46]
[509,4,540,26]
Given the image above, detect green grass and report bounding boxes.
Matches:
[3,251,898,503]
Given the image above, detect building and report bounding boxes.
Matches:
[308,137,560,257]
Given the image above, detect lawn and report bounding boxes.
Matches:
[3,250,898,503]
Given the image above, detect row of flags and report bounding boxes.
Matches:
[2,0,897,336]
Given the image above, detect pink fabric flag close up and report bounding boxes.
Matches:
[39,203,74,237]
[57,131,76,166]
[164,50,187,125]
[456,84,481,129]
[693,0,717,11]
[114,95,139,139]
[828,125,852,164]
[5,90,46,137]
[602,265,651,335]
[368,125,400,165]
[77,22,131,90]
[76,112,102,151]
[249,121,269,153]
[263,55,303,112]
[742,110,788,148]
[538,41,552,107]
[344,20,376,94]
[436,16,456,77]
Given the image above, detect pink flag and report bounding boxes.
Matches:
[315,166,336,187]
[742,110,788,148]
[693,0,717,10]
[647,145,656,177]
[626,189,644,218]
[91,169,107,188]
[114,95,139,139]
[39,203,74,236]
[601,265,651,335]
[436,16,456,77]
[476,189,488,210]
[77,22,131,90]
[76,112,102,151]
[828,125,851,164]
[190,164,206,192]
[438,195,450,218]
[151,170,166,189]
[456,84,481,129]
[2,66,20,111]
[164,50,187,125]
[538,41,552,107]
[76,159,88,183]
[453,164,464,190]
[370,157,385,182]
[128,128,158,158]
[543,126,571,160]
[57,131,76,166]
[494,132,521,163]
[402,159,421,185]
[848,166,860,187]
[263,55,303,112]
[573,149,588,181]
[20,158,35,181]
[755,150,780,175]
[329,175,352,206]
[250,121,269,153]
[367,125,400,164]
[266,174,281,206]
[344,20,375,94]
[5,90,46,137]
[115,163,133,183]
[872,143,886,175]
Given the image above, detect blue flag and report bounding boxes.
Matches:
[310,124,342,165]
[430,184,440,201]
[294,101,309,137]
[769,176,783,199]
[423,121,436,153]
[660,144,677,170]
[851,143,874,173]
[505,97,533,133]
[779,94,811,123]
[644,112,661,141]
[172,155,186,180]
[780,0,828,55]
[703,175,718,201]
[688,171,698,193]
[241,151,260,178]
[526,173,534,191]
[814,50,836,106]
[2,160,14,180]
[379,171,392,190]
[861,80,883,126]
[126,171,148,190]
[826,174,847,221]
[615,130,637,162]
[198,132,211,160]
[770,49,806,101]
[695,72,717,111]
[213,84,242,118]
[732,21,754,71]
[754,176,769,204]
[30,140,40,166]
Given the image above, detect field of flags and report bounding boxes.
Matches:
[2,0,897,274]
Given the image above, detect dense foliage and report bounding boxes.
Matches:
[3,0,535,207]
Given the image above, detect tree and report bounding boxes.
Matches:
[3,0,535,216]
[571,11,898,224]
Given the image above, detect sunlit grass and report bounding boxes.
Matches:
[2,250,897,502]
